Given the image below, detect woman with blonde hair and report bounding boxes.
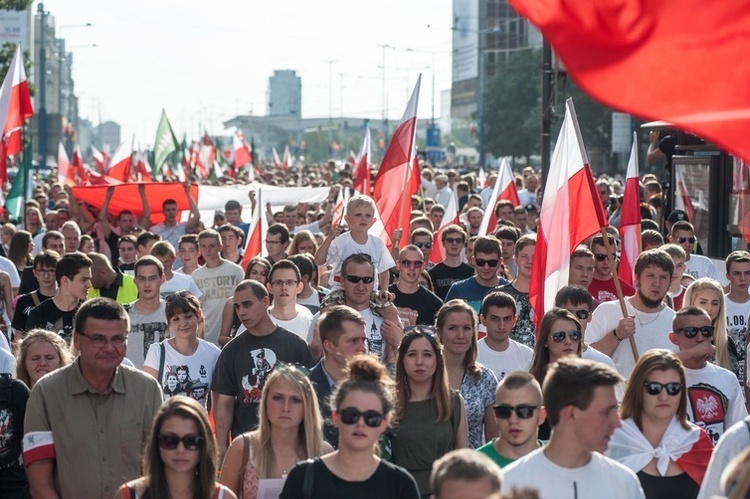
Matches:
[15,329,72,388]
[435,299,498,449]
[289,230,318,257]
[608,349,712,498]
[117,397,236,499]
[683,278,735,376]
[23,206,43,237]
[221,364,332,498]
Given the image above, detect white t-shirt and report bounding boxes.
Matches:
[269,304,314,340]
[697,416,750,499]
[0,256,21,288]
[476,338,533,381]
[684,362,748,445]
[587,299,676,379]
[192,261,245,346]
[684,254,719,280]
[0,346,14,374]
[326,232,395,289]
[160,272,203,299]
[503,448,645,499]
[582,345,624,401]
[144,338,221,408]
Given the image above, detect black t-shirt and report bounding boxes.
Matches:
[17,266,38,296]
[211,326,314,437]
[11,290,55,332]
[25,298,81,343]
[428,262,475,300]
[280,458,419,499]
[388,284,443,327]
[0,374,30,498]
[105,231,120,268]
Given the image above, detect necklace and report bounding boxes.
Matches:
[633,306,663,326]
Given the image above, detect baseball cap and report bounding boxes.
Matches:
[666,209,689,223]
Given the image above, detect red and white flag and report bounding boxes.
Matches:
[272,147,282,168]
[241,188,268,269]
[618,133,641,286]
[105,135,134,182]
[331,187,349,227]
[0,44,33,182]
[429,191,459,265]
[90,144,105,173]
[529,99,609,323]
[233,131,252,170]
[134,149,153,182]
[57,142,74,186]
[373,75,421,250]
[478,157,520,236]
[282,145,292,169]
[353,127,371,195]
[71,142,86,183]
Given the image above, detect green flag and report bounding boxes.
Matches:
[5,139,32,221]
[154,109,180,171]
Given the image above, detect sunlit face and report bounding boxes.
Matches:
[341,261,375,309]
[154,253,174,275]
[545,318,581,363]
[670,257,686,285]
[438,311,475,358]
[33,265,57,289]
[179,243,199,268]
[569,256,595,288]
[442,233,465,258]
[591,243,614,278]
[267,268,301,304]
[635,265,671,308]
[344,206,376,232]
[324,320,367,368]
[397,249,424,285]
[169,309,201,338]
[641,368,682,423]
[296,239,316,256]
[468,210,483,229]
[480,305,516,345]
[73,317,128,375]
[199,236,222,262]
[403,337,438,383]
[333,390,388,452]
[691,289,722,322]
[25,341,62,386]
[118,242,137,263]
[411,235,432,262]
[158,416,201,474]
[248,264,269,284]
[234,288,271,331]
[135,264,164,299]
[163,203,178,223]
[495,385,544,449]
[671,229,694,256]
[572,385,621,454]
[727,261,750,293]
[265,378,305,429]
[429,210,444,229]
[515,244,535,279]
[473,251,501,284]
[62,228,80,254]
[64,267,92,300]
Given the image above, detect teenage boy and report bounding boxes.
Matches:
[662,243,688,310]
[315,194,394,296]
[477,371,545,467]
[12,250,60,338]
[477,292,533,381]
[670,221,718,280]
[724,250,750,393]
[446,235,508,313]
[430,450,502,499]
[150,241,202,298]
[267,259,314,340]
[588,234,635,303]
[126,256,168,369]
[496,234,536,348]
[428,225,474,300]
[117,235,138,274]
[218,223,244,265]
[176,234,201,275]
[192,229,245,345]
[390,245,443,327]
[264,223,290,265]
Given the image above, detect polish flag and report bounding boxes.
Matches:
[529,99,609,323]
[57,142,75,186]
[0,45,33,182]
[674,168,695,222]
[90,144,105,173]
[478,157,520,236]
[272,147,282,168]
[373,75,421,250]
[331,187,349,227]
[429,191,459,264]
[618,133,641,286]
[353,127,371,195]
[105,135,134,182]
[71,142,86,183]
[135,150,153,182]
[282,145,292,169]
[241,188,268,270]
[233,131,252,169]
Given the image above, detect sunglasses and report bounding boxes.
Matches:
[675,325,714,338]
[493,404,540,419]
[157,434,204,451]
[400,259,424,269]
[567,308,590,321]
[593,253,611,262]
[404,325,437,337]
[444,237,465,245]
[550,330,581,343]
[338,407,385,428]
[677,236,696,244]
[644,381,683,396]
[343,275,374,284]
[475,258,499,267]
[414,242,433,249]
[165,290,192,303]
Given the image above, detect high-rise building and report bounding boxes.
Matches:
[268,70,301,117]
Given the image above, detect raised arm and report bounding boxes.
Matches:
[184,182,201,232]
[138,183,151,229]
[98,186,115,238]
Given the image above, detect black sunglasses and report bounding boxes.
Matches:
[567,308,590,321]
[644,381,683,396]
[675,326,714,339]
[551,330,581,343]
[493,404,540,419]
[157,434,204,451]
[165,290,193,303]
[342,275,374,284]
[475,258,499,267]
[677,236,696,244]
[404,325,437,337]
[593,253,611,262]
[338,407,385,428]
[414,242,433,249]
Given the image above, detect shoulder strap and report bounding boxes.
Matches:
[303,458,316,499]
[157,342,166,383]
[30,290,40,306]
[241,433,250,479]
[745,417,750,436]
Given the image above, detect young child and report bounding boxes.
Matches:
[314,195,394,296]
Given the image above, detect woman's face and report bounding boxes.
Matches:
[248,264,268,284]
[265,378,305,430]
[403,336,438,384]
[158,415,202,474]
[438,311,475,357]
[692,289,722,322]
[25,210,39,224]
[297,239,315,255]
[334,390,387,452]
[80,238,95,253]
[169,309,201,338]
[25,341,62,386]
[545,318,581,363]
[642,368,682,423]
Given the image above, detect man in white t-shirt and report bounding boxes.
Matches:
[669,220,718,280]
[503,358,645,499]
[477,291,533,381]
[267,259,313,340]
[724,250,750,392]
[125,256,168,369]
[669,307,748,445]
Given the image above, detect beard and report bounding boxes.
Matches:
[637,288,665,309]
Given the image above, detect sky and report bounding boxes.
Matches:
[40,0,456,147]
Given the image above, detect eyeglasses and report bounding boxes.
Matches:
[594,253,611,262]
[475,258,499,267]
[271,279,299,288]
[444,237,465,245]
[400,259,424,269]
[165,290,192,303]
[338,407,385,428]
[677,237,696,244]
[157,434,204,451]
[343,275,374,284]
[566,308,590,321]
[77,331,128,348]
[644,381,683,396]
[493,404,541,419]
[414,242,433,249]
[675,325,714,338]
[34,268,55,276]
[550,330,581,343]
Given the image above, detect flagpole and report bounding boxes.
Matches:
[600,227,639,361]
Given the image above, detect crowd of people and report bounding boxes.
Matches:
[0,159,749,498]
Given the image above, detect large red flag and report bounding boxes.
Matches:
[106,136,133,182]
[429,191,459,265]
[233,131,252,169]
[0,45,33,182]
[373,75,421,250]
[509,0,750,163]
[478,157,520,236]
[353,127,371,195]
[529,99,609,324]
[618,133,641,286]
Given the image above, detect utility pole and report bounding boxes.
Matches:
[37,3,47,170]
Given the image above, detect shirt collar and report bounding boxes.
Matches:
[70,357,126,395]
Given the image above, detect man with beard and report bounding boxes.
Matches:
[587,249,677,379]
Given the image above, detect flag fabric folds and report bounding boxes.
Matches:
[618,133,641,286]
[529,99,609,324]
[0,44,33,182]
[353,127,371,195]
[241,188,267,269]
[105,136,134,182]
[57,142,74,186]
[429,191,459,265]
[508,0,750,163]
[478,157,520,236]
[153,109,180,171]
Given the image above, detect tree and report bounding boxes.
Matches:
[0,0,32,10]
[0,43,34,95]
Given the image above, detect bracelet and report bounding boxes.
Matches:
[613,330,623,342]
